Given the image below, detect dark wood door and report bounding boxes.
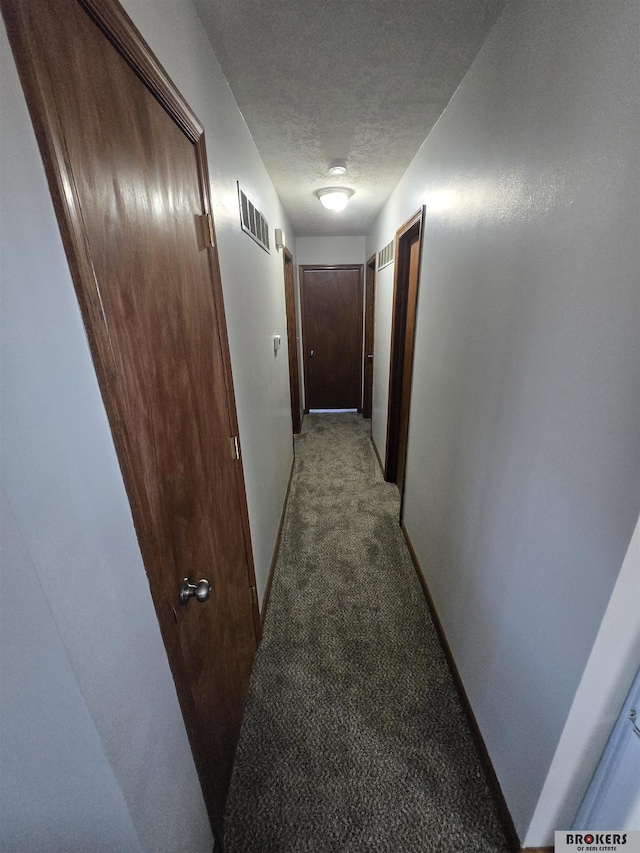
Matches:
[283,248,302,433]
[3,0,259,841]
[396,234,421,496]
[385,209,424,511]
[300,265,364,410]
[363,256,377,420]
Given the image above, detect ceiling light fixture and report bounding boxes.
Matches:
[315,187,354,211]
[329,163,347,176]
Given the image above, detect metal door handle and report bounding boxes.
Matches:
[367,354,373,361]
[310,350,314,357]
[179,576,211,605]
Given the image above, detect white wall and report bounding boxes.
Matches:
[370,260,395,460]
[366,0,639,843]
[1,0,296,846]
[0,491,144,853]
[296,235,366,267]
[527,515,640,844]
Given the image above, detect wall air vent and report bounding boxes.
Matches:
[377,239,394,270]
[238,183,270,253]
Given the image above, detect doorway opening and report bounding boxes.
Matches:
[363,254,377,420]
[384,208,425,507]
[283,247,302,434]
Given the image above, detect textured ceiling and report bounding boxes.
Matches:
[193,0,506,236]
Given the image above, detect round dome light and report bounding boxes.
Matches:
[315,187,354,211]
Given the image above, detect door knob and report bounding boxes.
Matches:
[179,576,211,605]
[367,354,373,361]
[310,350,314,357]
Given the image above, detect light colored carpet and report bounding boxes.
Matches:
[224,413,511,852]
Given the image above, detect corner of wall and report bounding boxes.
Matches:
[523,515,640,847]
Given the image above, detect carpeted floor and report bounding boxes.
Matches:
[224,413,512,852]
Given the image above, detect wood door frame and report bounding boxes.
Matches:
[363,254,377,420]
[299,263,364,413]
[283,247,302,434]
[2,0,261,835]
[384,208,425,501]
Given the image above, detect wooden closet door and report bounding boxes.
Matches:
[300,265,364,410]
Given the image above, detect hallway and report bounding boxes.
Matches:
[2,0,638,849]
[225,414,511,852]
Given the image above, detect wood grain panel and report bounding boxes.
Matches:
[300,265,364,410]
[396,233,421,496]
[385,208,424,514]
[76,0,203,140]
[363,255,376,420]
[283,248,302,433]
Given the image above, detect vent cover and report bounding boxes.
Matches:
[377,239,394,270]
[238,183,270,253]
